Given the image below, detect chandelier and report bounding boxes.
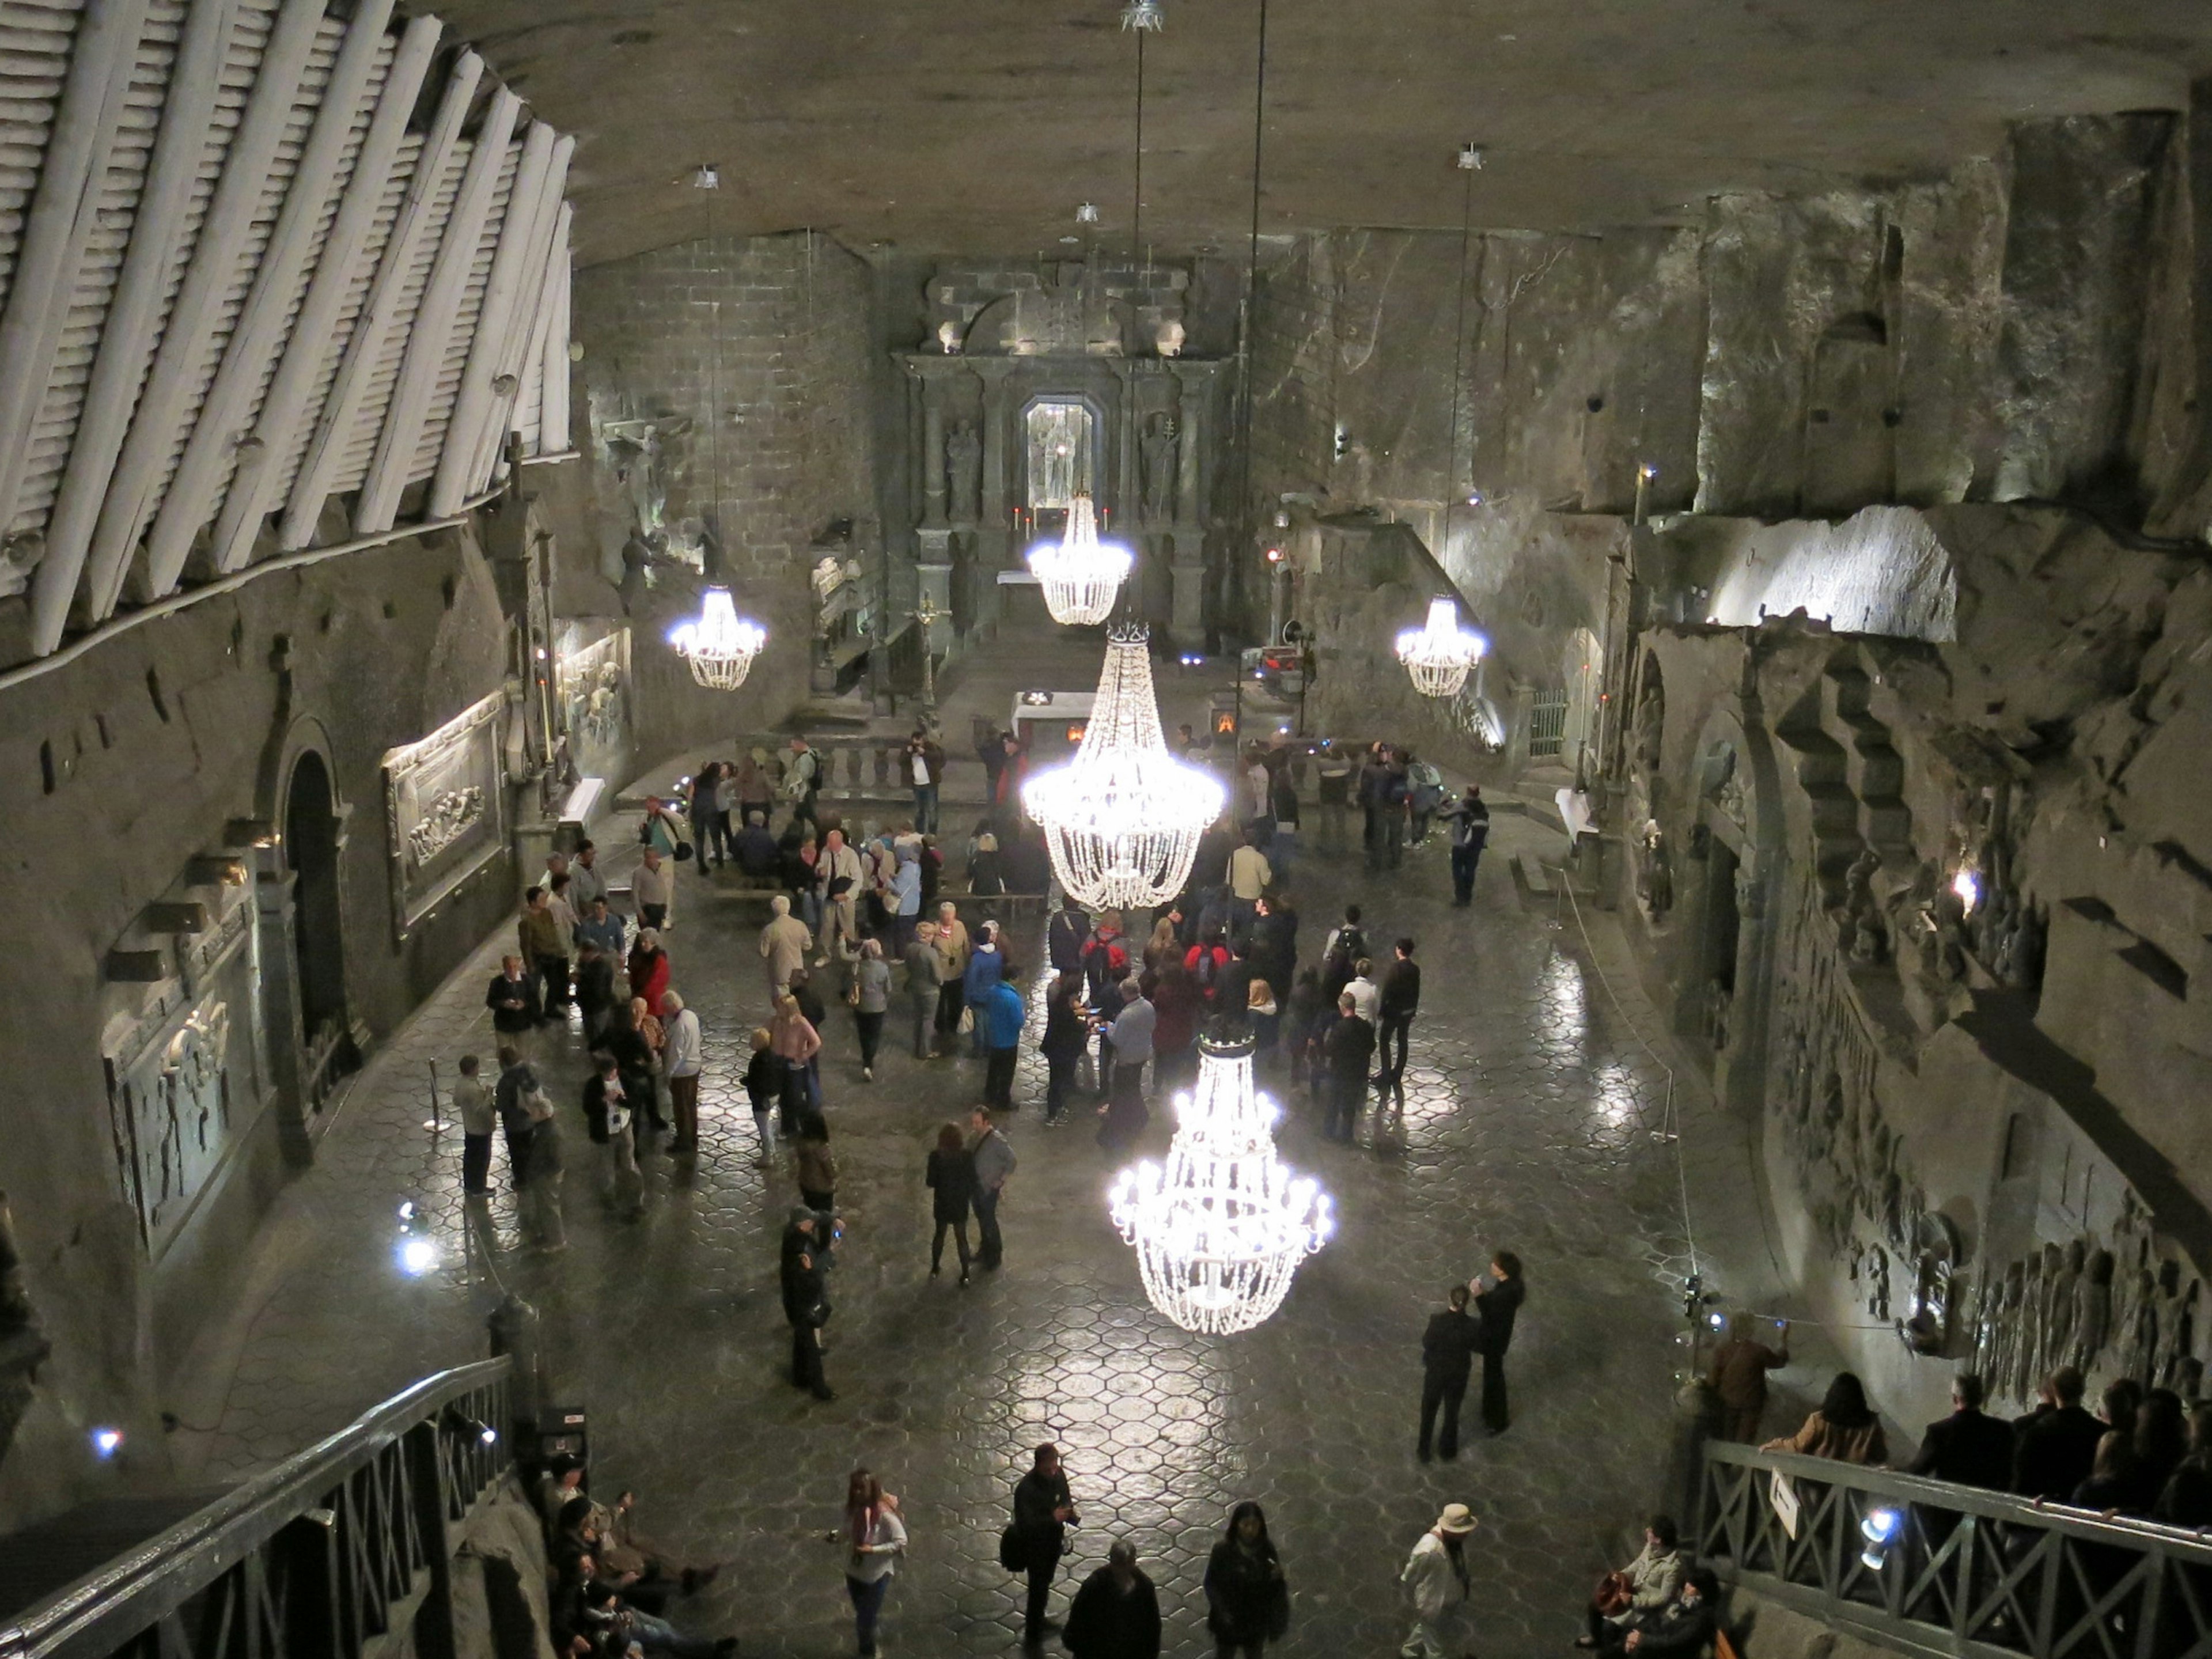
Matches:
[1109,1033,1332,1334]
[1028,495,1132,626]
[1022,626,1223,909]
[668,586,766,690]
[1396,596,1486,698]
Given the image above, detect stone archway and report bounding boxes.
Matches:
[283,750,347,1048]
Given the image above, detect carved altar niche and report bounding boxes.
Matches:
[382,691,507,941]
[555,624,632,790]
[99,871,266,1262]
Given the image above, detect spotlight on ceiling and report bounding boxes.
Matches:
[691,165,719,191]
[1120,0,1165,29]
[1458,143,1484,171]
[1076,202,1101,224]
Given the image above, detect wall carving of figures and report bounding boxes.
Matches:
[555,626,632,790]
[946,421,982,525]
[1140,414,1180,522]
[101,893,262,1260]
[382,692,506,941]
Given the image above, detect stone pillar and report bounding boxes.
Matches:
[251,854,315,1165]
[1175,375,1203,525]
[976,363,1012,634]
[921,383,948,530]
[1169,533,1206,652]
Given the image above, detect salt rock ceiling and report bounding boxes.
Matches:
[432,0,2212,267]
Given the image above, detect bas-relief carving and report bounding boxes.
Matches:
[946,421,982,525]
[382,692,506,941]
[556,626,631,788]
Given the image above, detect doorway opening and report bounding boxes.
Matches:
[283,752,354,1109]
[1700,837,1741,1055]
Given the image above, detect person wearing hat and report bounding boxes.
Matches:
[1399,1504,1478,1659]
[780,1207,835,1402]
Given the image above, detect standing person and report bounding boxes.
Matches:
[1041,974,1091,1126]
[1344,958,1381,1024]
[1376,939,1421,1092]
[784,734,823,827]
[633,845,675,931]
[1359,745,1392,873]
[1065,1540,1162,1659]
[1048,894,1092,979]
[687,764,720,873]
[517,1080,567,1252]
[734,810,781,880]
[493,1046,538,1193]
[969,1107,1016,1271]
[1100,978,1155,1148]
[993,730,1029,812]
[889,842,923,955]
[568,839,607,912]
[711,760,740,866]
[794,1118,837,1211]
[964,920,1007,1055]
[1225,832,1272,939]
[1580,1519,1686,1652]
[1238,747,1275,844]
[976,721,1007,806]
[903,921,941,1060]
[771,994,823,1135]
[931,903,972,1056]
[791,971,830,1108]
[1381,748,1411,869]
[639,793,687,859]
[453,1055,494,1196]
[1318,906,1367,1012]
[486,955,539,1037]
[628,994,671,1137]
[816,828,866,965]
[518,888,569,1021]
[1407,754,1444,845]
[780,1209,835,1402]
[2014,1366,2105,1499]
[1399,1505,1478,1659]
[1440,785,1491,907]
[1203,1502,1289,1659]
[661,991,703,1154]
[1150,961,1201,1092]
[743,1028,779,1169]
[852,938,891,1080]
[574,938,618,1046]
[1418,1283,1480,1463]
[627,930,671,1014]
[1010,1444,1077,1648]
[736,747,775,830]
[759,895,813,1001]
[907,730,944,834]
[1321,994,1374,1143]
[1315,745,1353,855]
[926,1122,975,1285]
[1705,1314,1790,1442]
[1283,969,1324,1087]
[1473,1251,1527,1435]
[839,1470,906,1659]
[583,1052,643,1218]
[979,967,1026,1112]
[576,895,626,959]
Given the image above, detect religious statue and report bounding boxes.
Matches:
[1155,319,1185,358]
[604,422,669,541]
[1141,414,1180,522]
[945,421,982,525]
[2071,1247,2114,1371]
[938,318,964,354]
[1634,820,1673,918]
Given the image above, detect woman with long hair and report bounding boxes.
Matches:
[1763,1370,1888,1465]
[770,993,823,1137]
[1204,1500,1288,1658]
[926,1122,975,1284]
[838,1468,906,1657]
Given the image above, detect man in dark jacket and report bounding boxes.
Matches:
[1012,1443,1078,1647]
[486,955,540,1035]
[1908,1372,2014,1490]
[1048,896,1091,977]
[779,1207,835,1402]
[1602,1569,1718,1658]
[1419,1283,1481,1463]
[1320,994,1375,1143]
[1440,785,1491,907]
[2012,1366,2104,1498]
[732,810,780,878]
[493,1046,539,1193]
[1376,937,1422,1092]
[1063,1540,1161,1659]
[1474,1251,1527,1435]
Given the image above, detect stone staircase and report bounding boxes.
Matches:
[1774,656,1916,904]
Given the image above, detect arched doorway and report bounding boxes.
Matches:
[283,752,350,1103]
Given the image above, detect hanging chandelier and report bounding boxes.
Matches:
[1022,626,1223,909]
[668,586,766,690]
[1396,596,1486,698]
[1027,495,1132,627]
[1109,1032,1332,1334]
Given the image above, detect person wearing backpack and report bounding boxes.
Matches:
[1184,931,1232,1006]
[1438,785,1492,907]
[1407,756,1445,846]
[1319,905,1367,1011]
[782,734,822,827]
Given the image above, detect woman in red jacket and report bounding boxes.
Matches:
[627,929,671,1011]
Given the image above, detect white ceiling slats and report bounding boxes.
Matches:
[0,0,571,656]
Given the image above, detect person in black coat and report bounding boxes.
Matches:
[1907,1372,2016,1490]
[2154,1403,2212,1527]
[1063,1541,1162,1659]
[1048,897,1091,977]
[1473,1251,1526,1435]
[486,955,540,1033]
[925,1122,975,1284]
[779,1207,835,1403]
[2012,1366,2106,1498]
[1375,938,1421,1092]
[1012,1444,1078,1646]
[1319,997,1374,1142]
[1203,1501,1288,1658]
[1602,1569,1718,1658]
[1419,1283,1481,1463]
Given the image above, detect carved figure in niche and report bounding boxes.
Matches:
[945,421,982,525]
[2039,1241,2082,1387]
[1155,319,1185,358]
[0,1193,35,1335]
[2071,1247,2114,1372]
[2124,1266,2160,1382]
[604,423,668,540]
[1840,848,1887,963]
[1861,1244,1892,1321]
[2002,903,2047,994]
[2152,1262,2191,1387]
[2176,1355,2205,1401]
[1141,414,1180,521]
[1928,886,1968,984]
[1635,820,1673,918]
[1633,673,1665,775]
[1969,1267,1997,1377]
[0,530,44,592]
[1991,1262,2027,1401]
[1904,1213,1961,1355]
[938,318,964,355]
[1704,975,1732,1054]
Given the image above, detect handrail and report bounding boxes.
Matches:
[1699,1439,2212,1659]
[0,1357,512,1659]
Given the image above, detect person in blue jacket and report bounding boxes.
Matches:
[978,968,1027,1111]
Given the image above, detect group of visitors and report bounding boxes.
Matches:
[1415,1253,1529,1458]
[539,1455,737,1657]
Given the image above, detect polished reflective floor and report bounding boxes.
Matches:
[168,668,1787,1657]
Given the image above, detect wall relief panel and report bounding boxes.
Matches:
[555,624,632,791]
[382,691,507,941]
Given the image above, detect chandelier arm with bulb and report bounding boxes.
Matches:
[1028,495,1132,626]
[669,586,767,690]
[1396,595,1486,699]
[1109,1040,1331,1334]
[1022,627,1222,910]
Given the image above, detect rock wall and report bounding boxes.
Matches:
[0,522,519,1529]
[572,231,879,752]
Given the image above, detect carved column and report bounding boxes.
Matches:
[251,851,314,1165]
[921,381,948,531]
[976,361,1012,631]
[1175,366,1203,526]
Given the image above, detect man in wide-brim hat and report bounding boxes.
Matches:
[1400,1503,1479,1658]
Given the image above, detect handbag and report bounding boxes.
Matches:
[827,874,854,898]
[1594,1571,1634,1617]
[957,1005,975,1035]
[998,1524,1028,1574]
[845,979,862,1008]
[675,841,695,862]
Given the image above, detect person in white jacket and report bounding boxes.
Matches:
[839,1469,907,1658]
[1399,1503,1478,1659]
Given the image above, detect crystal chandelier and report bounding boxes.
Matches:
[1028,494,1132,626]
[1022,626,1223,909]
[668,586,766,690]
[1396,596,1487,698]
[1109,1033,1332,1334]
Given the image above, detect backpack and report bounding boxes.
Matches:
[1323,925,1363,976]
[1195,947,1221,991]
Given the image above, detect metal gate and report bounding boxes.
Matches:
[1528,688,1570,759]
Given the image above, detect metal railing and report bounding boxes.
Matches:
[1,1359,512,1659]
[1700,1440,2212,1659]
